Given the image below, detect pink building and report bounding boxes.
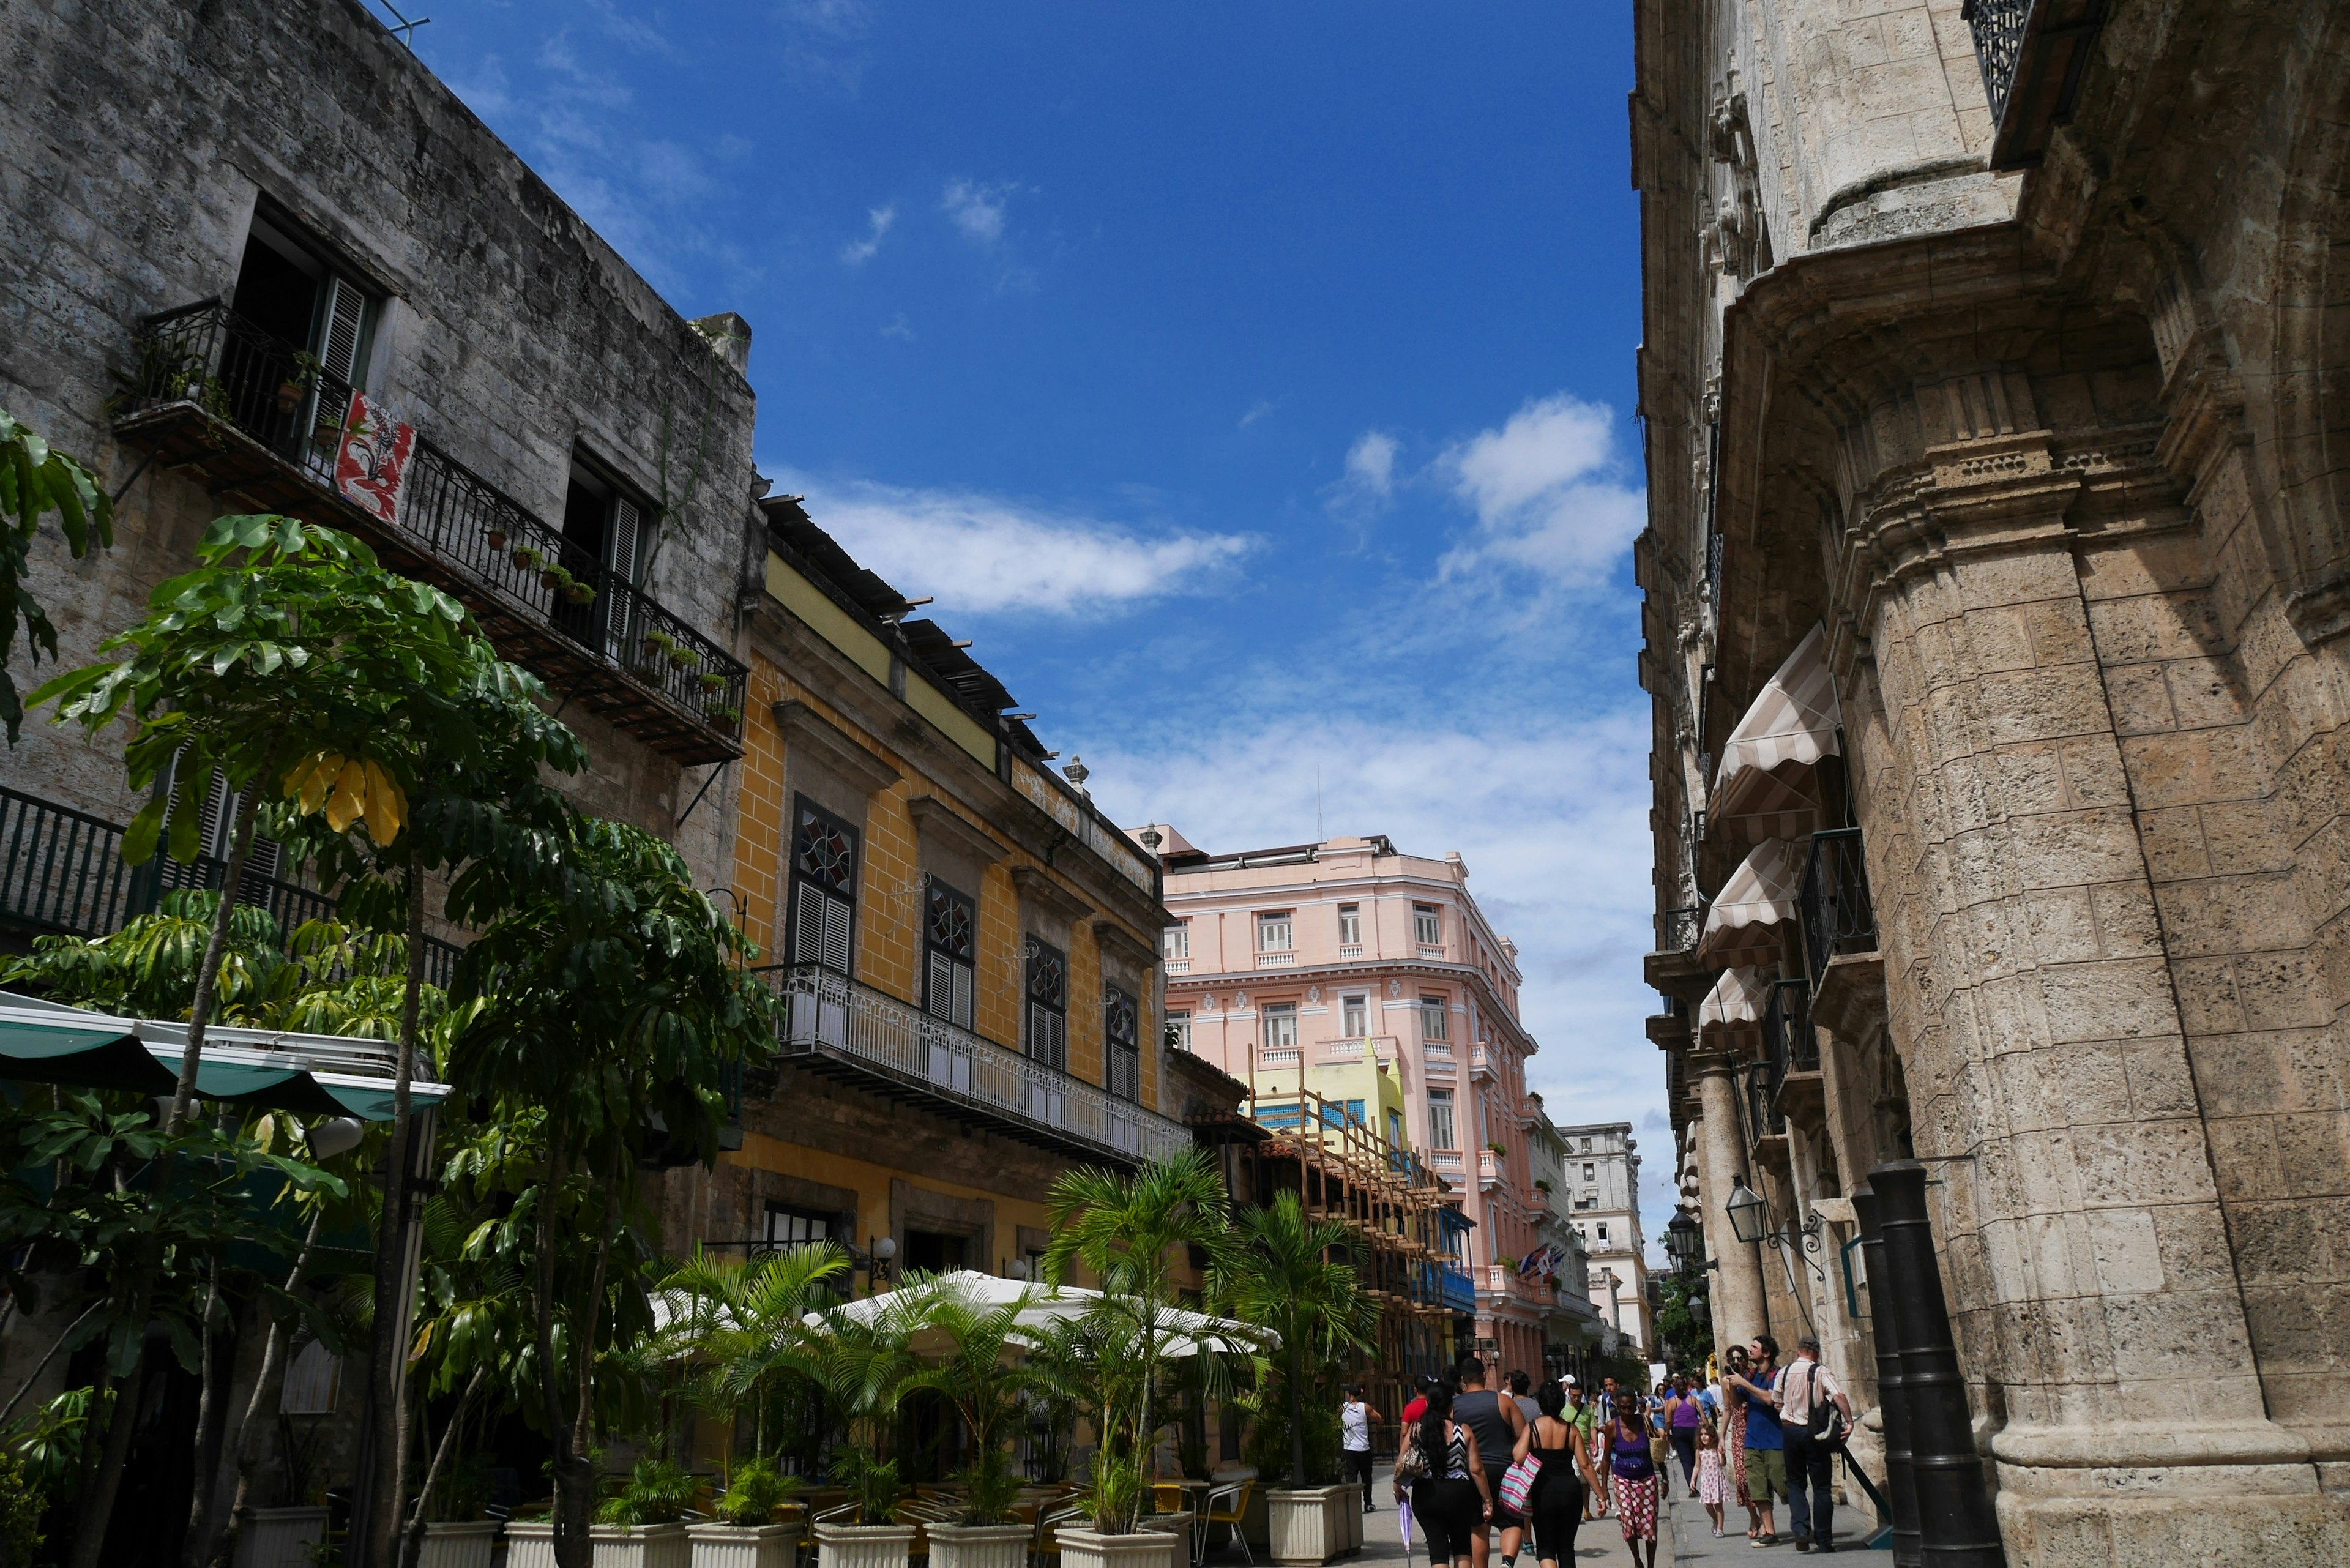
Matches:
[1133,827,1556,1378]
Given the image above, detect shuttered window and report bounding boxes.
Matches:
[1024,937,1067,1071]
[788,797,859,976]
[157,759,284,897]
[923,877,977,1031]
[1104,984,1140,1102]
[318,276,369,382]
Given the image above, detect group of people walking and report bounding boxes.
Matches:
[1349,1333,1854,1563]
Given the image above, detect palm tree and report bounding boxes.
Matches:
[1042,1151,1232,1529]
[653,1242,851,1471]
[1214,1192,1378,1489]
[895,1275,1075,1516]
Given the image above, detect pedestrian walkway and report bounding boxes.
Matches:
[1335,1464,1673,1567]
[1658,1491,1888,1559]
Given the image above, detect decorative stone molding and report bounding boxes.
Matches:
[1009,865,1091,924]
[1091,918,1157,974]
[905,794,1007,865]
[770,700,901,797]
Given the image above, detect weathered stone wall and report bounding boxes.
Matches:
[0,0,758,890]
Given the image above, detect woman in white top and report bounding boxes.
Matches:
[1342,1384,1382,1513]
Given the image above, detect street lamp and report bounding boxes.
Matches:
[1725,1174,1770,1245]
[1664,1208,1705,1270]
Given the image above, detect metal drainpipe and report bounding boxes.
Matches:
[1851,1186,1922,1566]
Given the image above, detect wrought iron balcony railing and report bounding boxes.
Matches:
[1961,0,2108,170]
[110,301,747,764]
[1744,1053,1786,1144]
[1,785,461,990]
[1761,977,1819,1077]
[756,962,1193,1168]
[1655,905,1702,953]
[1798,827,1879,988]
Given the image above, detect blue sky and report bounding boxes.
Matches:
[411,1,1668,1239]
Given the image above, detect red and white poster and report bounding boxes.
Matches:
[334,390,416,526]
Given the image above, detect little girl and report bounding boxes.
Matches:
[1695,1417,1727,1538]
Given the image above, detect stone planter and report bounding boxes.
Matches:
[1266,1487,1360,1564]
[505,1521,692,1568]
[687,1521,798,1568]
[1053,1525,1185,1568]
[239,1506,330,1568]
[812,1521,917,1568]
[924,1521,1033,1568]
[416,1520,500,1568]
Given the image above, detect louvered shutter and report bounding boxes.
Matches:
[794,883,852,974]
[1028,1003,1066,1071]
[603,496,643,657]
[926,951,974,1031]
[318,277,367,383]
[192,769,283,882]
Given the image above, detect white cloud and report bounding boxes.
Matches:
[1438,394,1644,588]
[1238,399,1277,430]
[1322,428,1400,526]
[879,313,915,341]
[840,204,897,265]
[941,179,1013,245]
[770,471,1255,616]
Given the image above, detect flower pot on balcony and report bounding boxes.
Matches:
[1053,1526,1185,1568]
[237,1506,330,1568]
[923,1521,1032,1568]
[1267,1487,1360,1564]
[485,528,509,552]
[505,1521,690,1568]
[686,1521,797,1568]
[415,1520,499,1568]
[811,1521,917,1568]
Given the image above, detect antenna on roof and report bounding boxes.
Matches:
[375,1,430,46]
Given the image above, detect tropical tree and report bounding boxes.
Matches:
[1212,1192,1377,1488]
[1041,1151,1233,1531]
[895,1275,1076,1520]
[1,406,113,742]
[652,1243,851,1473]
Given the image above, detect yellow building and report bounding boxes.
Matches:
[656,498,1189,1307]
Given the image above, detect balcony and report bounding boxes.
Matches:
[1258,1047,1301,1069]
[1416,943,1444,961]
[1,786,461,988]
[110,301,747,766]
[1337,943,1363,960]
[1439,1264,1476,1313]
[1762,977,1823,1130]
[1961,0,2106,170]
[1477,1148,1501,1188]
[1468,1045,1494,1080]
[1164,958,1189,974]
[1255,950,1295,968]
[1798,828,1878,987]
[759,963,1190,1168]
[1643,904,1711,995]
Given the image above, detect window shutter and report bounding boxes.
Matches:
[952,961,973,1029]
[794,882,852,974]
[608,496,643,586]
[602,496,644,657]
[821,892,852,973]
[1029,1003,1066,1071]
[319,277,367,383]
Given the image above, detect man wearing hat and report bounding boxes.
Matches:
[1778,1335,1852,1553]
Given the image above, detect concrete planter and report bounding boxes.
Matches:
[1266,1487,1360,1564]
[812,1521,917,1568]
[687,1522,798,1568]
[416,1520,500,1568]
[924,1521,1033,1568]
[239,1507,330,1568]
[505,1520,692,1568]
[1053,1526,1184,1568]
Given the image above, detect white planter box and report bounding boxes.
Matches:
[1053,1525,1184,1568]
[687,1522,798,1568]
[239,1506,330,1568]
[925,1521,1032,1568]
[1266,1487,1360,1565]
[416,1520,500,1568]
[505,1521,692,1568]
[813,1521,917,1568]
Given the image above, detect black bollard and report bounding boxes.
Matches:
[1870,1160,2004,1567]
[1852,1187,1922,1567]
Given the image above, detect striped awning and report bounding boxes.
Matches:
[1697,839,1800,968]
[1698,966,1769,1038]
[0,992,450,1121]
[1710,622,1842,843]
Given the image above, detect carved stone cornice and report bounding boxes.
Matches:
[1009,865,1091,925]
[1091,919,1158,974]
[769,700,901,797]
[905,794,1007,866]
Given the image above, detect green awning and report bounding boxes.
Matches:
[0,993,451,1121]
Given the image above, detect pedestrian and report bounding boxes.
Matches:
[1607,1402,1661,1568]
[1668,1377,1703,1493]
[1726,1334,1789,1548]
[1512,1378,1603,1568]
[1719,1346,1757,1540]
[1647,1383,1674,1494]
[1778,1335,1852,1553]
[1394,1384,1494,1568]
[1564,1381,1605,1520]
[1453,1359,1530,1568]
[1403,1371,1444,1428]
[1342,1384,1382,1515]
[1695,1416,1728,1539]
[1508,1370,1542,1428]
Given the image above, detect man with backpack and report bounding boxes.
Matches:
[1777,1335,1853,1553]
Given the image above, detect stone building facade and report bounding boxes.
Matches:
[1634,1,2350,1562]
[1554,1120,1651,1359]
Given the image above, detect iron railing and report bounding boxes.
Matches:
[1799,827,1879,987]
[1744,1054,1785,1144]
[1960,0,2028,129]
[114,301,748,745]
[1,785,462,991]
[1762,977,1818,1077]
[1655,905,1703,953]
[755,963,1192,1167]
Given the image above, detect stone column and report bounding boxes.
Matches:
[1692,1049,1769,1354]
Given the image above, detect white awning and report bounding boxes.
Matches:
[1710,623,1842,843]
[1697,840,1800,967]
[1697,966,1769,1037]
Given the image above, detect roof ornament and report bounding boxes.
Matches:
[1064,756,1091,796]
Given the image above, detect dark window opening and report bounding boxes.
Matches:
[1024,937,1067,1071]
[788,797,859,975]
[923,877,977,1031]
[559,457,651,655]
[220,215,375,470]
[1104,984,1140,1102]
[903,1229,968,1274]
[229,225,320,357]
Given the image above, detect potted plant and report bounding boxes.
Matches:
[811,1450,916,1568]
[925,1462,1031,1568]
[703,703,742,731]
[1214,1192,1376,1566]
[414,1454,501,1568]
[485,525,509,552]
[685,1457,801,1568]
[666,644,701,672]
[512,543,544,572]
[1533,1178,1553,1194]
[513,1458,693,1568]
[899,1277,1070,1568]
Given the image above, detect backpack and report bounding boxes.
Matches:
[1797,1364,1846,1447]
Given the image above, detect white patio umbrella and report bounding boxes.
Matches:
[807,1269,1276,1356]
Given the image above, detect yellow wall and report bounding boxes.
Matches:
[732,1129,1060,1262]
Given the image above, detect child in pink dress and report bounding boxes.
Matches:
[1695,1419,1728,1538]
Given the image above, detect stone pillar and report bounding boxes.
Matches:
[1692,1049,1769,1355]
[1853,1187,1921,1568]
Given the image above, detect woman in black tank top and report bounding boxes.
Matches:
[1512,1381,1603,1568]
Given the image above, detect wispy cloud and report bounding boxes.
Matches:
[840,204,897,265]
[770,470,1255,616]
[1438,394,1644,588]
[777,0,877,91]
[941,179,1015,245]
[1322,428,1400,530]
[1238,398,1278,430]
[880,313,915,341]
